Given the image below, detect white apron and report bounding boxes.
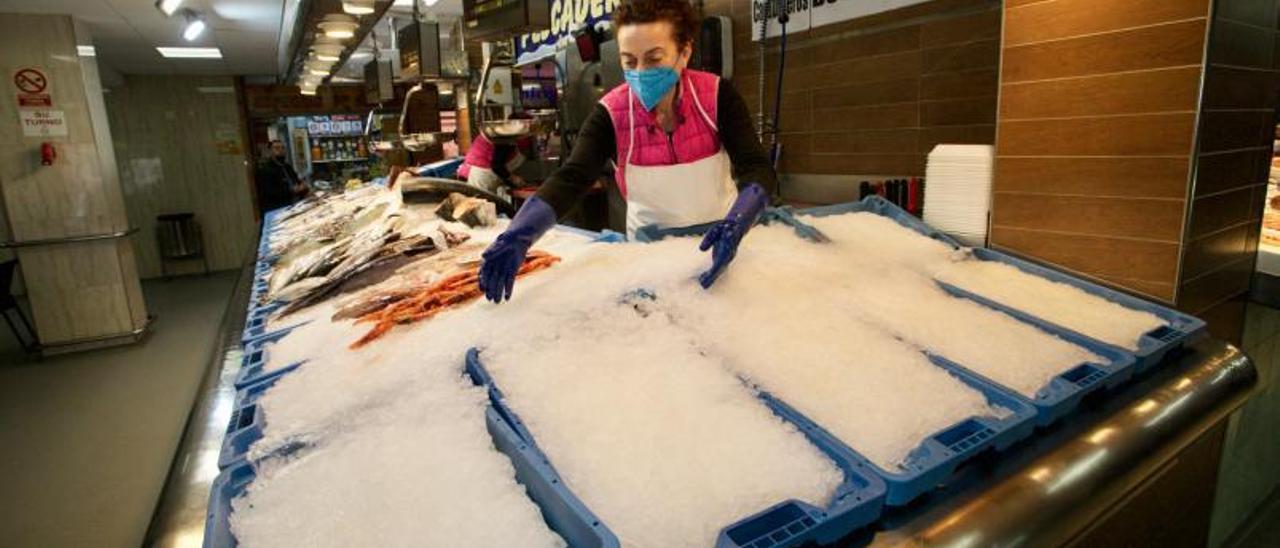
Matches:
[623,81,737,238]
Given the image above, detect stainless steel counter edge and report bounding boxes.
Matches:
[143,261,254,547]
[874,339,1256,547]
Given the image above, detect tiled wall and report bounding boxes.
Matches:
[992,0,1211,304]
[1181,0,1280,341]
[104,75,259,279]
[702,0,1001,202]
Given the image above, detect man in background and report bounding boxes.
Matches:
[255,140,308,217]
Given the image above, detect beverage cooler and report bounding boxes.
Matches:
[286,114,372,190]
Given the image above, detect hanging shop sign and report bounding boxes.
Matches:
[20,109,67,137]
[751,0,932,41]
[515,0,619,63]
[13,67,53,108]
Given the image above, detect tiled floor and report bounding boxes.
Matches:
[0,272,237,548]
[1211,302,1280,547]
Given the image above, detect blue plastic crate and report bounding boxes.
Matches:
[204,460,255,548]
[794,197,1205,375]
[234,328,305,390]
[464,348,888,547]
[219,377,279,469]
[242,313,307,346]
[205,391,621,547]
[780,353,1036,506]
[961,248,1206,374]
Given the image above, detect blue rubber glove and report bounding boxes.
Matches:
[698,184,769,289]
[479,196,557,303]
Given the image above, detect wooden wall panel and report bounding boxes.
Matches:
[1001,19,1207,83]
[710,0,1001,187]
[1003,0,1208,46]
[992,0,1211,304]
[104,75,258,279]
[999,67,1201,119]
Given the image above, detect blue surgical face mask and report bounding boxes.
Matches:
[624,66,679,111]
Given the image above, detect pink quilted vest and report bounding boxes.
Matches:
[456,133,496,179]
[599,69,721,197]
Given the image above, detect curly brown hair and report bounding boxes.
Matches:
[614,0,701,48]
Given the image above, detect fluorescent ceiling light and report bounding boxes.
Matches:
[156,0,184,16]
[349,50,372,59]
[156,46,222,58]
[343,0,376,15]
[77,45,96,57]
[309,67,330,76]
[318,14,358,39]
[393,0,413,6]
[425,0,439,5]
[300,88,317,96]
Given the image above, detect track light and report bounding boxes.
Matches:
[182,10,206,41]
[155,0,184,16]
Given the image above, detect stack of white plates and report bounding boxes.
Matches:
[922,144,994,247]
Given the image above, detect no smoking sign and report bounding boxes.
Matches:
[13,67,52,108]
[14,68,47,93]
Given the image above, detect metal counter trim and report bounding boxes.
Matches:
[0,226,139,248]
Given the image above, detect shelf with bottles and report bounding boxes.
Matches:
[309,135,370,163]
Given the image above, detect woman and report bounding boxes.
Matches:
[457,133,530,202]
[479,0,777,303]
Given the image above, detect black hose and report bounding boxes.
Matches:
[771,12,788,168]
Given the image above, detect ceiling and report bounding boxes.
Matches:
[0,0,464,78]
[0,0,285,76]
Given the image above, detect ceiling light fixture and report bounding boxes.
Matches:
[342,0,376,15]
[300,87,317,96]
[312,43,345,62]
[181,9,206,41]
[77,45,96,57]
[318,14,358,39]
[424,0,439,6]
[156,46,222,58]
[155,0,184,16]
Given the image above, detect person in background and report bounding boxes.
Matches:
[478,0,777,302]
[255,140,308,216]
[457,133,532,202]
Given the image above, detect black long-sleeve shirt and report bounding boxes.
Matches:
[536,82,777,218]
[255,158,301,216]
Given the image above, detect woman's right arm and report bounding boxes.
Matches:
[534,104,616,218]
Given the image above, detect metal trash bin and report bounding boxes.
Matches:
[156,212,210,277]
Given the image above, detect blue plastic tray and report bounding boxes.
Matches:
[960,248,1205,374]
[204,405,617,548]
[242,313,308,346]
[219,375,282,469]
[465,349,888,547]
[794,197,1205,375]
[204,460,255,548]
[234,328,305,390]
[820,354,1036,506]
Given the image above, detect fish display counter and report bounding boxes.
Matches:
[167,185,1255,548]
